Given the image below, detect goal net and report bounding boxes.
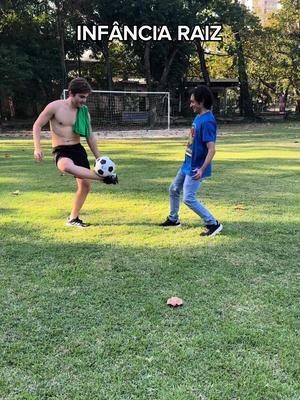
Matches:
[63,90,170,131]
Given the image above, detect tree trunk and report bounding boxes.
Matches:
[143,44,177,91]
[143,42,157,127]
[91,41,113,90]
[55,1,67,91]
[76,43,81,76]
[235,32,254,118]
[157,47,178,92]
[293,76,300,113]
[195,41,211,86]
[259,78,276,93]
[144,42,152,91]
[102,39,113,91]
[152,47,177,128]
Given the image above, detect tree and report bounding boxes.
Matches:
[0,1,61,117]
[212,0,261,117]
[65,0,127,90]
[117,0,194,91]
[242,0,300,113]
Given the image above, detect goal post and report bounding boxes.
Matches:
[62,89,170,131]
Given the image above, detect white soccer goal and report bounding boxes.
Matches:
[63,89,170,131]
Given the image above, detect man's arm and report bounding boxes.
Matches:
[32,103,55,161]
[86,132,100,159]
[192,141,216,180]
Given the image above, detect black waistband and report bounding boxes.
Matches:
[52,143,82,151]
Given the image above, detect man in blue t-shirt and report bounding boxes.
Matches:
[159,85,223,237]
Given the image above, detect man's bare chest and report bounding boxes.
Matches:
[53,108,77,128]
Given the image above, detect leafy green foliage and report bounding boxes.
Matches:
[0,4,61,116]
[0,0,298,117]
[246,0,300,110]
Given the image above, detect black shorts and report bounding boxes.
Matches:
[52,143,90,169]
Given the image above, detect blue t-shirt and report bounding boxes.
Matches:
[181,111,217,178]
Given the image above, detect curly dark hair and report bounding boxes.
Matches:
[191,85,214,109]
[68,78,92,95]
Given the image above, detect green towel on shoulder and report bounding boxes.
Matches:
[73,105,91,138]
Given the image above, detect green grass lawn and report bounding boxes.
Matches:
[0,122,300,400]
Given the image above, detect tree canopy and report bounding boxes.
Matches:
[0,0,298,119]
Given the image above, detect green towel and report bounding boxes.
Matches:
[73,105,91,138]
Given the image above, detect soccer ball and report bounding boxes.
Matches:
[94,156,116,177]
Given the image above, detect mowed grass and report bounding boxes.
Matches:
[0,122,299,400]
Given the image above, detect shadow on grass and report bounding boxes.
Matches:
[1,221,299,399]
[0,208,18,215]
[1,156,299,197]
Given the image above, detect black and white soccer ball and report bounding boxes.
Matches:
[94,156,116,177]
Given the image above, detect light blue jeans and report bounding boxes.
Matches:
[169,168,217,225]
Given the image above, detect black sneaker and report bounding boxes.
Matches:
[66,217,90,228]
[103,174,119,184]
[159,217,181,227]
[200,221,223,237]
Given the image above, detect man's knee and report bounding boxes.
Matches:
[183,193,195,207]
[79,179,91,193]
[169,183,180,196]
[57,159,72,174]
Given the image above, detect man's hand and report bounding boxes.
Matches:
[192,168,203,180]
[103,174,119,184]
[34,149,44,161]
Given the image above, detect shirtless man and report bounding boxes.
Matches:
[33,77,117,228]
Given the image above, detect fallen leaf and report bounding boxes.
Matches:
[167,296,183,307]
[234,204,246,211]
